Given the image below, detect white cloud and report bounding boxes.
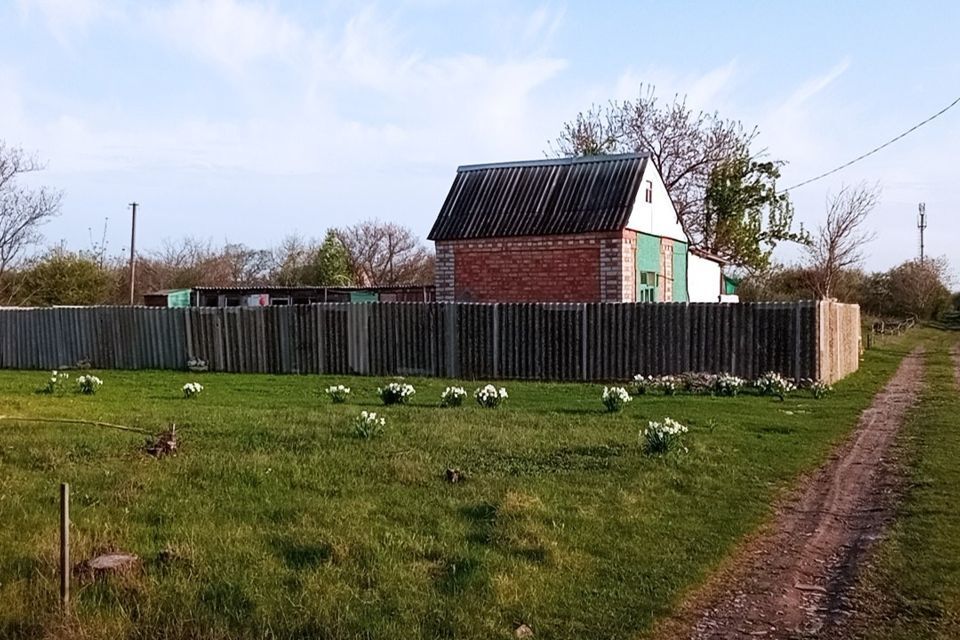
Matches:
[146,0,305,73]
[779,57,850,111]
[16,0,110,46]
[612,59,740,111]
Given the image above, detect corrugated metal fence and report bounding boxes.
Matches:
[0,301,860,382]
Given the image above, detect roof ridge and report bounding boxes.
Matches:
[456,152,650,173]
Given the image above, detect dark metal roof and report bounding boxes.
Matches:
[188,285,434,293]
[427,153,649,241]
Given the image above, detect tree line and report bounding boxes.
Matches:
[2,225,434,307]
[0,141,433,306]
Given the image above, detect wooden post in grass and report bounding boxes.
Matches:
[60,483,70,615]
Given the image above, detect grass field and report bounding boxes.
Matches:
[850,331,960,639]
[0,336,917,639]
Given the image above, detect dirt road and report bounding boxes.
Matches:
[656,348,924,639]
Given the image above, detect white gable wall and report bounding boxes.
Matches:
[688,253,722,302]
[625,161,688,242]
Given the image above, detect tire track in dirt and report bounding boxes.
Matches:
[655,347,924,639]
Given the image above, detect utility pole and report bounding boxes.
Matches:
[128,202,138,305]
[918,202,927,264]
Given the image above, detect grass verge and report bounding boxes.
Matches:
[848,331,960,639]
[0,336,918,639]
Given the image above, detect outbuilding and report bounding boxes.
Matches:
[428,153,726,303]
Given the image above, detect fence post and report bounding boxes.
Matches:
[793,302,803,382]
[581,305,588,381]
[443,304,458,378]
[60,482,70,616]
[492,304,499,379]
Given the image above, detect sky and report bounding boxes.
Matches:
[2,0,959,273]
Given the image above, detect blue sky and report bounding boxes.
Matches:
[2,0,959,272]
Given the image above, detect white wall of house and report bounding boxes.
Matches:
[625,162,687,242]
[687,253,722,302]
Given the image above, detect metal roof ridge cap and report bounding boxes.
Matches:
[456,152,649,172]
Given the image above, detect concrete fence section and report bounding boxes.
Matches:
[0,301,860,383]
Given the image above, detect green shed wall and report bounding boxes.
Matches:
[672,240,688,302]
[636,233,661,301]
[167,289,191,308]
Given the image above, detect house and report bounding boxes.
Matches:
[143,285,435,307]
[427,153,726,303]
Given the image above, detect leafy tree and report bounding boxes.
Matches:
[553,85,805,271]
[885,257,950,319]
[17,247,113,306]
[856,257,952,319]
[737,264,867,304]
[271,230,354,286]
[703,157,807,272]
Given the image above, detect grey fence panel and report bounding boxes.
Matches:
[0,301,855,381]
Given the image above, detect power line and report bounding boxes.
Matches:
[781,95,960,192]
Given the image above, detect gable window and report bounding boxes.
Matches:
[645,180,653,203]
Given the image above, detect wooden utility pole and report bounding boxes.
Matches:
[60,483,70,615]
[128,202,138,305]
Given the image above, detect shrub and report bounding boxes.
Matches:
[713,374,745,397]
[601,386,632,412]
[76,375,102,395]
[474,384,508,408]
[655,375,679,396]
[680,372,717,395]
[641,418,689,455]
[353,411,386,439]
[39,370,69,394]
[439,386,467,407]
[182,382,204,399]
[186,358,208,372]
[631,374,653,395]
[378,382,415,405]
[807,379,833,400]
[755,371,796,400]
[326,384,351,403]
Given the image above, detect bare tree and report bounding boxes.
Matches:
[0,142,62,302]
[806,184,879,299]
[336,220,433,286]
[555,88,754,236]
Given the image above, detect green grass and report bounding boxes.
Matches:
[0,338,917,639]
[850,332,960,639]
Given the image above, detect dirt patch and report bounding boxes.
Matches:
[655,347,924,639]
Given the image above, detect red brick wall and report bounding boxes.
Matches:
[436,232,633,303]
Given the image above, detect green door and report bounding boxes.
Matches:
[636,233,661,302]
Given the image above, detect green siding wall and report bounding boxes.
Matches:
[167,289,191,308]
[636,233,661,301]
[672,240,688,302]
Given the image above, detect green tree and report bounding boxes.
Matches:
[703,157,807,272]
[311,230,353,286]
[17,247,113,306]
[272,230,354,286]
[553,85,806,271]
